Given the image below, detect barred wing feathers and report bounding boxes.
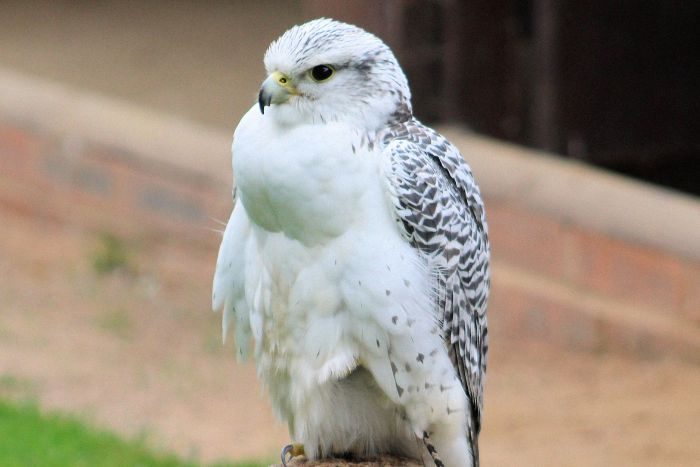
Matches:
[381,120,490,441]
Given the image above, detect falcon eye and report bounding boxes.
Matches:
[310,64,335,82]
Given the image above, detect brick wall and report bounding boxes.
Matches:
[1,69,699,363]
[0,121,229,245]
[0,68,232,247]
[486,199,700,363]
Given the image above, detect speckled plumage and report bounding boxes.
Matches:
[212,18,489,467]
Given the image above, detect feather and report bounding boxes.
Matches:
[381,120,490,444]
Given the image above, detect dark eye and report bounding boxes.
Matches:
[310,64,334,82]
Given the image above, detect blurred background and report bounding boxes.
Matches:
[0,1,698,466]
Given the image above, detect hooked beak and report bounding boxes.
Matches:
[258,71,297,114]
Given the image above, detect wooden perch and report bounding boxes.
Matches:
[272,455,422,466]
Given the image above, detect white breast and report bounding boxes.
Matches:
[233,105,378,245]
[224,106,450,460]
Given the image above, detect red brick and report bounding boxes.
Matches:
[597,316,700,365]
[487,201,569,279]
[489,282,549,341]
[489,280,603,353]
[81,144,229,245]
[0,127,229,248]
[557,303,603,351]
[0,123,36,156]
[0,123,43,179]
[490,274,700,363]
[681,262,700,324]
[567,230,687,314]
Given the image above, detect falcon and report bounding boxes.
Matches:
[212,18,490,467]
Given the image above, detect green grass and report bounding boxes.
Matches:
[0,399,266,467]
[96,307,134,339]
[0,374,36,400]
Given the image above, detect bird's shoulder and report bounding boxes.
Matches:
[380,119,487,235]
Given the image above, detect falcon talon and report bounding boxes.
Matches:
[281,443,304,466]
[280,444,291,467]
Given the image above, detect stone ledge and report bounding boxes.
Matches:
[0,67,231,184]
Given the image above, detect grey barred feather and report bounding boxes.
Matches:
[381,118,490,449]
[423,431,446,467]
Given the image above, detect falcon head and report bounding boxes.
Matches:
[258,18,412,129]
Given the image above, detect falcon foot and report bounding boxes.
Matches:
[281,443,305,467]
[422,431,445,467]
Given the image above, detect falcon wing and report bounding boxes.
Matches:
[381,122,490,438]
[212,196,253,360]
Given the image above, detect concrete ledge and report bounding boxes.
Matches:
[0,67,231,183]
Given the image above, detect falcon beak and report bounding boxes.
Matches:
[258,71,297,114]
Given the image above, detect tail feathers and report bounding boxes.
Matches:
[422,431,445,467]
[468,398,480,467]
[471,437,479,467]
[422,429,478,467]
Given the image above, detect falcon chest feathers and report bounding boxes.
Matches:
[213,19,490,467]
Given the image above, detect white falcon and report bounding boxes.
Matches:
[212,18,490,467]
